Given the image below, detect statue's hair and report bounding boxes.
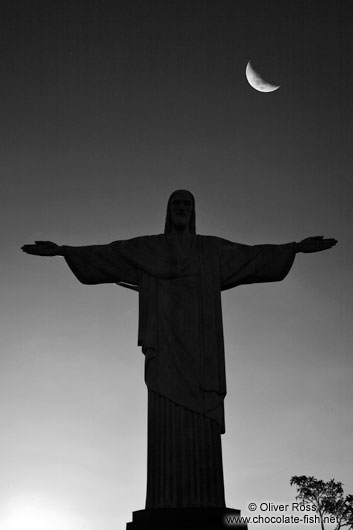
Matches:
[164,189,196,234]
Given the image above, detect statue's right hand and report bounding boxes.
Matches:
[21,241,63,256]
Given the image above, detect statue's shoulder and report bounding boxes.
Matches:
[134,234,168,251]
[110,235,164,253]
[121,235,162,244]
[198,236,250,259]
[198,235,235,247]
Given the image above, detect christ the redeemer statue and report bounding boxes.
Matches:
[22,190,337,522]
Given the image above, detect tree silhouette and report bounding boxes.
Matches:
[291,475,353,530]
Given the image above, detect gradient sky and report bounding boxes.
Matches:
[1,1,352,529]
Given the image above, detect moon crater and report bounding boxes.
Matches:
[246,61,280,93]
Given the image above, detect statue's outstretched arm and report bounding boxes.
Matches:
[21,241,64,256]
[22,240,139,287]
[295,236,337,254]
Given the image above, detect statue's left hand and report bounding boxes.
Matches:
[21,241,63,256]
[296,236,338,253]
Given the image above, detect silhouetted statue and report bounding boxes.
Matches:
[22,190,337,518]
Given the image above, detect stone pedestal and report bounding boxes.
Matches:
[126,507,248,529]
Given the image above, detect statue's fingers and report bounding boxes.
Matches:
[21,245,37,253]
[306,236,324,242]
[322,240,337,249]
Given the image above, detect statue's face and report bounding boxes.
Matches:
[170,191,193,231]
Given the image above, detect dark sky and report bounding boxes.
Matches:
[1,0,352,240]
[1,1,352,529]
[1,0,351,192]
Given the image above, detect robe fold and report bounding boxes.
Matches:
[63,235,296,434]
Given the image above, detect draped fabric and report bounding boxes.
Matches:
[63,235,296,433]
[63,233,296,509]
[146,390,225,508]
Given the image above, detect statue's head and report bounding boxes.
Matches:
[164,189,196,234]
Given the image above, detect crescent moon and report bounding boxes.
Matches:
[246,61,280,93]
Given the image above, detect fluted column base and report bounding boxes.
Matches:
[146,391,225,508]
[126,507,248,529]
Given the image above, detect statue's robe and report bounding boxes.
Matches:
[63,235,296,508]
